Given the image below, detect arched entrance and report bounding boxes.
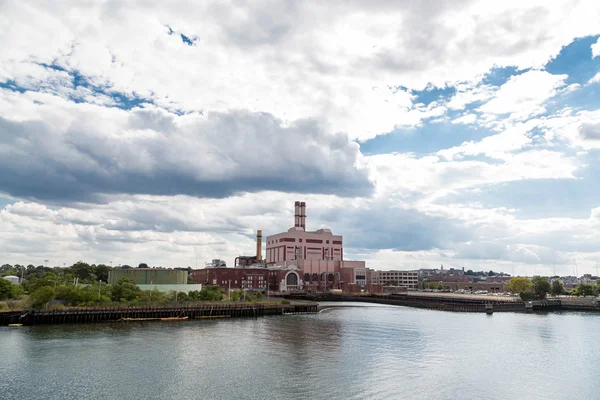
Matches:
[286,272,298,286]
[283,271,301,292]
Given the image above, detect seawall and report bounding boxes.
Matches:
[294,293,600,313]
[0,302,318,326]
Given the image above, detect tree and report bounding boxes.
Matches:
[465,270,474,276]
[550,280,564,296]
[0,279,12,300]
[574,283,596,297]
[505,277,532,294]
[110,277,141,302]
[488,270,496,276]
[71,261,93,281]
[138,263,149,268]
[531,276,551,299]
[9,284,24,299]
[31,286,55,309]
[188,285,223,301]
[94,264,111,282]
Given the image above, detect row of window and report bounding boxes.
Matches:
[267,238,341,245]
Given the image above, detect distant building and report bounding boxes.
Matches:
[108,268,188,285]
[371,270,419,289]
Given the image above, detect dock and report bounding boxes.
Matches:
[0,302,318,326]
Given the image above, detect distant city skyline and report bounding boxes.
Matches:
[1,1,600,275]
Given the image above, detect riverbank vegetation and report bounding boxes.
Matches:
[0,262,272,310]
[505,276,600,300]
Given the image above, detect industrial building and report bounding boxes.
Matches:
[108,268,188,285]
[191,201,382,293]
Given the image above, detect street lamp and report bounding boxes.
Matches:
[48,279,57,292]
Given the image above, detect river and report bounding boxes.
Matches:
[1,303,599,400]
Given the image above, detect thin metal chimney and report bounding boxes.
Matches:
[256,230,262,261]
[294,201,301,227]
[300,201,306,230]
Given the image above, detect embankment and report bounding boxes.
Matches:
[295,293,600,314]
[0,301,318,326]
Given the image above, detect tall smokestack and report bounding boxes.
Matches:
[300,201,306,230]
[294,201,301,228]
[256,230,262,261]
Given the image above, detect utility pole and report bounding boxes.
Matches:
[98,280,102,301]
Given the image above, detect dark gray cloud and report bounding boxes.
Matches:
[0,108,372,203]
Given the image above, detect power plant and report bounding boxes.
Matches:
[192,201,382,294]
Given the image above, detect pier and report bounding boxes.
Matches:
[0,302,318,326]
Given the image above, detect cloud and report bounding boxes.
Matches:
[478,70,567,120]
[2,1,600,141]
[0,98,372,202]
[579,122,600,140]
[592,37,600,58]
[452,114,478,125]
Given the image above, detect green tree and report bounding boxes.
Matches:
[138,263,149,268]
[31,286,55,309]
[71,261,94,282]
[110,277,141,302]
[0,279,12,300]
[574,283,596,297]
[9,284,24,299]
[505,277,532,294]
[531,276,551,299]
[94,264,111,282]
[550,280,564,296]
[188,285,223,301]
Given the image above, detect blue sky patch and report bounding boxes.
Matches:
[481,66,530,87]
[545,35,600,85]
[0,62,153,110]
[180,34,195,46]
[360,120,493,156]
[412,85,456,106]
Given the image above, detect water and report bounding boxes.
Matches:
[1,303,599,400]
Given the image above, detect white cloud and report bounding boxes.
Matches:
[589,72,600,84]
[592,37,600,58]
[1,1,600,140]
[452,113,478,124]
[478,70,567,120]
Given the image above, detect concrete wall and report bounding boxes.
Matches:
[108,269,188,285]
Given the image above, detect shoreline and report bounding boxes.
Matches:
[305,293,600,314]
[3,294,599,326]
[0,301,318,326]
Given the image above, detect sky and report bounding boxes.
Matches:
[1,1,600,276]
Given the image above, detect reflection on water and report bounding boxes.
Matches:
[1,303,599,400]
